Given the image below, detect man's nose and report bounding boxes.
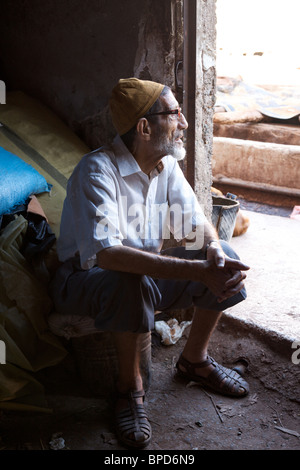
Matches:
[178,112,188,130]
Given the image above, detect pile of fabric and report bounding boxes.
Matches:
[0,92,90,411]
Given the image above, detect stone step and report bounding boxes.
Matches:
[212,137,300,190]
[213,122,300,146]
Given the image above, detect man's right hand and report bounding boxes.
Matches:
[199,257,250,303]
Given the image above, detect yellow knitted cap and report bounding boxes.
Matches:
[109,77,164,135]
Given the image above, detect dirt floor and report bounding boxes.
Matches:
[0,314,299,452]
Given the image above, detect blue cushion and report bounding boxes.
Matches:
[0,146,51,215]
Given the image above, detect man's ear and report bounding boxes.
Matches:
[136,118,152,141]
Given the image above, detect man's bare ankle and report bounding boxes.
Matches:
[117,376,143,395]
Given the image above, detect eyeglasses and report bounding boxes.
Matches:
[146,108,182,118]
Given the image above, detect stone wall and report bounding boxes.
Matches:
[195,0,217,216]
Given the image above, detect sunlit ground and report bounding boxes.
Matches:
[216,0,300,86]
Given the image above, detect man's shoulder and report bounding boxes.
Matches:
[67,144,118,194]
[80,144,118,175]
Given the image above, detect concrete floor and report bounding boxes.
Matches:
[227,207,300,343]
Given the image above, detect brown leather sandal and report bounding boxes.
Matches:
[115,390,152,448]
[176,354,249,397]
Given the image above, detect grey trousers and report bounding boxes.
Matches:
[49,241,247,333]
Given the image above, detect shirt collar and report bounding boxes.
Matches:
[112,134,165,178]
[112,135,142,177]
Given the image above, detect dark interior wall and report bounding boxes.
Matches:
[0,0,142,126]
[0,0,183,148]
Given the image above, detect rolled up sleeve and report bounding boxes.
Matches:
[69,170,123,269]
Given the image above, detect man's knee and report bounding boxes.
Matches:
[219,239,241,260]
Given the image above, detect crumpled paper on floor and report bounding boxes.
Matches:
[154,318,192,346]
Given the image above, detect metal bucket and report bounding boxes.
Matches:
[212,194,240,241]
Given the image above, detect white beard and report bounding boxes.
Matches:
[171,145,186,161]
[152,125,187,161]
[154,137,186,161]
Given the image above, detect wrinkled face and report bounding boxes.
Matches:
[150,90,188,161]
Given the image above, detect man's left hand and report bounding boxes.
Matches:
[206,241,249,303]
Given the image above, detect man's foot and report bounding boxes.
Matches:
[115,389,152,448]
[176,354,249,397]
